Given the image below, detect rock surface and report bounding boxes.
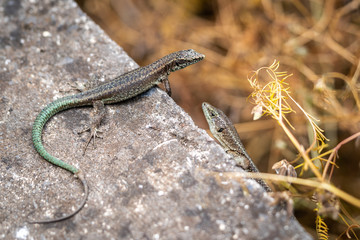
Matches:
[0,0,313,239]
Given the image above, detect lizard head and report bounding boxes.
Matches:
[171,49,205,71]
[202,102,243,154]
[202,102,245,154]
[202,102,229,136]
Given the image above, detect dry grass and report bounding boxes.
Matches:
[77,0,360,238]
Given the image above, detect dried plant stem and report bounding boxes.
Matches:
[284,0,335,49]
[322,131,360,181]
[323,69,360,113]
[210,171,360,208]
[278,118,322,180]
[323,34,357,65]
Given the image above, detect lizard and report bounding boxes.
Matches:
[29,49,205,224]
[202,102,272,192]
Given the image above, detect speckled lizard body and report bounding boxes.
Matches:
[30,49,204,223]
[202,102,272,192]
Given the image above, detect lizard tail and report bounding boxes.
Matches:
[32,96,79,173]
[27,172,89,224]
[30,96,89,223]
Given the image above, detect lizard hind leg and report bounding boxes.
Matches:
[76,100,106,155]
[27,171,89,224]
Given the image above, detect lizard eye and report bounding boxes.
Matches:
[217,127,224,132]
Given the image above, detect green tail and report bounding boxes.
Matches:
[32,96,79,174]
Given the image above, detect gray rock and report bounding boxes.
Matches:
[0,0,312,239]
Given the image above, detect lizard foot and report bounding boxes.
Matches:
[76,100,106,155]
[80,126,103,155]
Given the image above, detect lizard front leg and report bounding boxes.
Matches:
[158,73,171,96]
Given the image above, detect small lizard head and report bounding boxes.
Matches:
[202,102,229,136]
[202,102,244,155]
[171,49,205,71]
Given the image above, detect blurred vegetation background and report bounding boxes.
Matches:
[76,0,360,238]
